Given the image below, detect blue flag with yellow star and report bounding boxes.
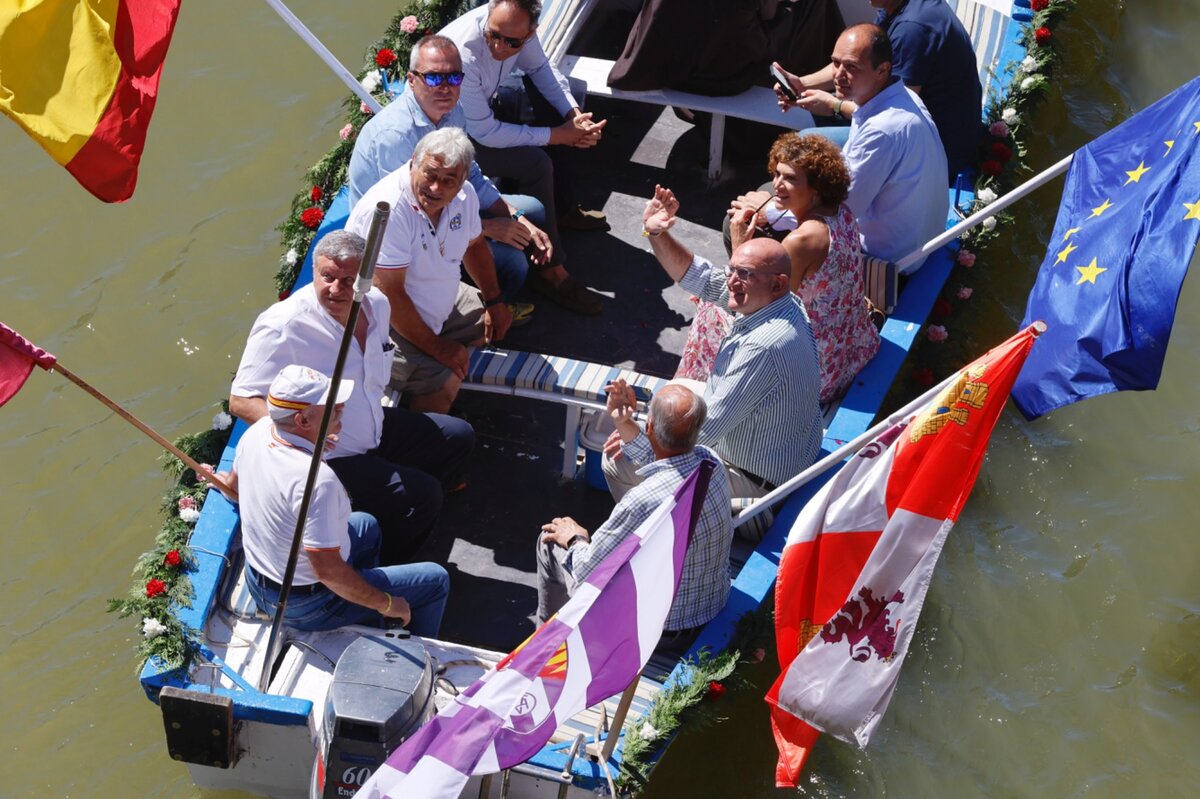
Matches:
[1012,75,1200,419]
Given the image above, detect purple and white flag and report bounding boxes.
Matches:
[358,463,713,799]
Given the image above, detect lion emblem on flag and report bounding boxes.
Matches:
[819,586,904,662]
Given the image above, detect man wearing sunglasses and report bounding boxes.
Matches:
[441,0,610,316]
[349,35,553,327]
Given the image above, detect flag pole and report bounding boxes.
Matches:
[600,671,642,761]
[261,0,383,114]
[896,154,1074,270]
[257,202,390,692]
[736,322,1047,527]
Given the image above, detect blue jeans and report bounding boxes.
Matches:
[246,512,450,636]
[485,193,546,300]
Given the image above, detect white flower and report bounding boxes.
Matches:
[1021,77,1036,91]
[142,617,169,639]
[360,71,381,93]
[1001,107,1020,126]
[977,187,998,204]
[983,216,998,232]
[639,723,659,742]
[212,411,232,431]
[284,248,299,266]
[1022,55,1038,72]
[179,507,202,524]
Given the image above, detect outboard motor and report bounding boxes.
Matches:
[315,634,436,798]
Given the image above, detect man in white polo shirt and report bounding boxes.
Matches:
[348,127,512,414]
[230,231,474,565]
[223,365,450,634]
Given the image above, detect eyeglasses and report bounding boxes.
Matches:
[724,264,762,282]
[484,28,531,49]
[411,70,465,87]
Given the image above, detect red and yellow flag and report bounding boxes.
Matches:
[0,0,181,202]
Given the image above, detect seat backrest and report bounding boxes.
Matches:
[539,0,599,67]
[946,0,1015,99]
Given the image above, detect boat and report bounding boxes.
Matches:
[131,1,1051,796]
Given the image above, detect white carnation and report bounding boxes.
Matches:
[180,507,202,524]
[977,187,998,204]
[212,411,232,431]
[983,216,998,232]
[639,723,659,742]
[1022,55,1038,72]
[360,71,382,93]
[1001,107,1020,126]
[142,617,169,639]
[1021,77,1036,91]
[284,248,299,266]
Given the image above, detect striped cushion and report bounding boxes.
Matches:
[863,254,898,315]
[467,348,669,405]
[947,0,1014,98]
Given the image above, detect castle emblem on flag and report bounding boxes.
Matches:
[819,587,905,662]
[910,366,989,442]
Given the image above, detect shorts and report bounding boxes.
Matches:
[390,282,485,396]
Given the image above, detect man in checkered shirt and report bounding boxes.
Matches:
[535,384,733,634]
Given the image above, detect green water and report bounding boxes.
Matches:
[2,1,1198,797]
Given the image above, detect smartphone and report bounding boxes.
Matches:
[770,64,797,102]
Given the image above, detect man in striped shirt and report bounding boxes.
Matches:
[603,186,822,538]
[537,385,733,633]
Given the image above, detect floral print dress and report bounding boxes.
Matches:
[675,204,879,404]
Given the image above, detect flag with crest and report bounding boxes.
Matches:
[767,327,1038,784]
[1012,76,1200,419]
[356,463,713,799]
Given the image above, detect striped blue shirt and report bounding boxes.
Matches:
[678,255,822,487]
[568,446,733,631]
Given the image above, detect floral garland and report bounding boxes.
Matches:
[910,0,1076,389]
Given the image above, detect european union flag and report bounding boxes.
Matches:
[1011,76,1200,419]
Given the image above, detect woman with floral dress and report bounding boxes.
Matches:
[676,133,879,404]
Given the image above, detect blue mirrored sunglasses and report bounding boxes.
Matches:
[412,70,465,87]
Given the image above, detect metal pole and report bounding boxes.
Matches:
[256,203,390,691]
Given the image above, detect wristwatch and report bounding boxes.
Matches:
[833,99,846,120]
[483,294,504,308]
[510,209,526,220]
[567,534,587,548]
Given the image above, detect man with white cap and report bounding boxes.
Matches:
[219,365,450,634]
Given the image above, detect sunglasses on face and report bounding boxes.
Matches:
[411,70,465,87]
[484,28,530,49]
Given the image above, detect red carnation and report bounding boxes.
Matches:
[981,159,1004,177]
[301,207,324,229]
[278,289,291,301]
[375,48,397,68]
[1031,0,1049,10]
[310,185,324,203]
[1034,26,1052,45]
[164,550,182,568]
[705,681,726,701]
[933,298,953,318]
[145,579,167,598]
[913,367,935,388]
[991,142,1013,163]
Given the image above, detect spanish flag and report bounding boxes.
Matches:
[0,0,181,202]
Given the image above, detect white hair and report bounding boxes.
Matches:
[412,127,474,172]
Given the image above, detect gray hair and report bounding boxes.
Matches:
[314,230,366,265]
[648,385,707,454]
[412,127,475,172]
[488,0,542,24]
[409,34,460,72]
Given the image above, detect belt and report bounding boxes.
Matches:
[247,565,324,596]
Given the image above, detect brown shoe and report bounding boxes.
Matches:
[559,205,609,231]
[528,272,603,315]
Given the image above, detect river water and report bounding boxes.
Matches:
[2,1,1197,797]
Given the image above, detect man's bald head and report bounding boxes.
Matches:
[725,237,791,315]
[647,384,707,456]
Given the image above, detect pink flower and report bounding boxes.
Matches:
[957,286,974,300]
[989,120,1009,138]
[957,249,976,267]
[751,648,766,664]
[360,101,373,115]
[927,325,949,342]
[178,495,197,511]
[339,123,353,141]
[400,15,419,34]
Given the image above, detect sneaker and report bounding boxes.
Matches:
[559,205,609,231]
[508,301,535,328]
[528,272,603,315]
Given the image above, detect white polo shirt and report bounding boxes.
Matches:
[347,161,482,334]
[230,284,393,458]
[234,418,351,586]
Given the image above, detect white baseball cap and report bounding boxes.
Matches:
[266,365,354,421]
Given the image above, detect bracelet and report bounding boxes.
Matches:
[382,593,393,615]
[833,99,845,120]
[641,228,662,238]
[483,294,504,308]
[511,209,525,220]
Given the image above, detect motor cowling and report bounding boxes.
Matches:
[316,634,435,798]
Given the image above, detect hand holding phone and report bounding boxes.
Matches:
[770,63,797,102]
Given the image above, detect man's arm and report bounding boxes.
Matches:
[374,267,468,377]
[461,235,513,343]
[642,185,695,282]
[307,549,410,625]
[842,127,897,218]
[229,395,267,425]
[479,197,552,264]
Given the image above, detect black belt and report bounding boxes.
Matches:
[248,565,324,596]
